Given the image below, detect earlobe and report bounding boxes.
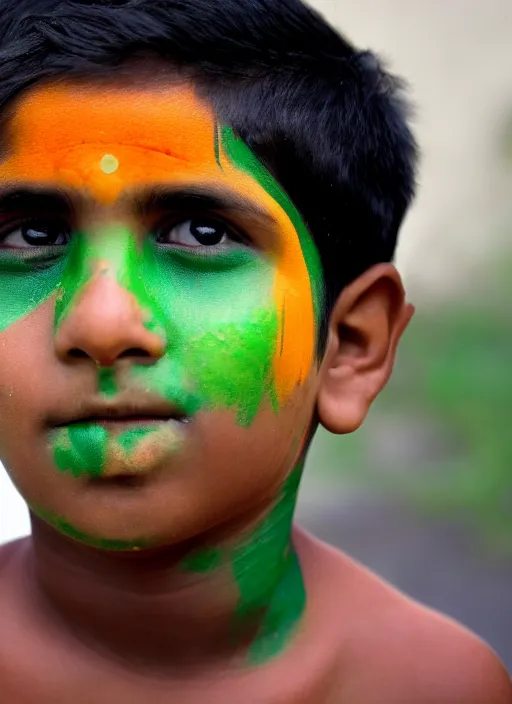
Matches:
[317,264,414,435]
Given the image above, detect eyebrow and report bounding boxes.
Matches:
[137,186,277,226]
[0,187,73,215]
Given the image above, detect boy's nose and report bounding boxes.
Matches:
[54,270,166,367]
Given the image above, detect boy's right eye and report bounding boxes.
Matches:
[0,219,71,249]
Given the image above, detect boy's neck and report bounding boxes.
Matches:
[27,467,305,674]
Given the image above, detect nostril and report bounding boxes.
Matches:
[118,348,152,359]
[64,347,155,364]
[68,348,89,359]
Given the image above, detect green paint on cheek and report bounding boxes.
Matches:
[187,306,278,426]
[131,242,278,426]
[33,507,151,551]
[52,424,108,477]
[0,249,66,332]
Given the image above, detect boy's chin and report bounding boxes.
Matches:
[8,397,313,552]
[24,459,290,554]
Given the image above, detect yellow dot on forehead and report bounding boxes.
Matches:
[100,153,119,174]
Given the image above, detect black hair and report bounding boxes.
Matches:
[0,0,417,333]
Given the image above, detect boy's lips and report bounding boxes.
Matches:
[48,393,188,429]
[45,392,191,481]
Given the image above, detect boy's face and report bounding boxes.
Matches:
[0,80,323,549]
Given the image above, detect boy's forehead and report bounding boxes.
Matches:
[4,81,217,163]
[0,81,226,202]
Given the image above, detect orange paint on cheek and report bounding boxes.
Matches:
[271,251,315,403]
[0,83,317,404]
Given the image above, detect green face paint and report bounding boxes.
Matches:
[48,220,277,475]
[0,247,66,332]
[52,423,108,478]
[33,507,151,551]
[98,367,118,398]
[117,426,159,454]
[0,86,320,669]
[136,241,278,427]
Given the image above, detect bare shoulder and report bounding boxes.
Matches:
[377,597,512,703]
[295,528,512,703]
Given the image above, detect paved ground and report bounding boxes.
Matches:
[297,484,512,670]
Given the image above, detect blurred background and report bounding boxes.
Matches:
[1,0,512,669]
[298,0,512,668]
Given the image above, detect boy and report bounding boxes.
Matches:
[0,0,510,701]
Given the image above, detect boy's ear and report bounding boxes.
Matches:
[317,263,414,434]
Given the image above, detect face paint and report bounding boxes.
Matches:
[0,83,321,666]
[0,84,323,408]
[0,248,66,332]
[98,367,118,398]
[32,506,151,551]
[219,126,324,403]
[0,84,323,478]
[100,154,119,175]
[53,423,108,478]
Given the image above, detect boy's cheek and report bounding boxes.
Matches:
[130,299,280,427]
[140,253,282,425]
[0,308,57,485]
[0,299,56,415]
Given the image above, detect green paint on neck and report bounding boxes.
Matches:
[182,464,305,666]
[232,465,305,665]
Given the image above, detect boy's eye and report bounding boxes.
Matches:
[156,219,234,248]
[0,220,71,248]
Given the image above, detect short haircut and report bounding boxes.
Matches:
[0,0,418,333]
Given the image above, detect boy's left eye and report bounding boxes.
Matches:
[156,219,235,248]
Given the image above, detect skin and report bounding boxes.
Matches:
[0,79,321,662]
[0,76,510,702]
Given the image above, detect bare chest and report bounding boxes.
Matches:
[0,620,342,704]
[0,658,341,704]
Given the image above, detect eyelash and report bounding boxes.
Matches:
[0,217,69,236]
[153,215,248,244]
[0,214,252,250]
